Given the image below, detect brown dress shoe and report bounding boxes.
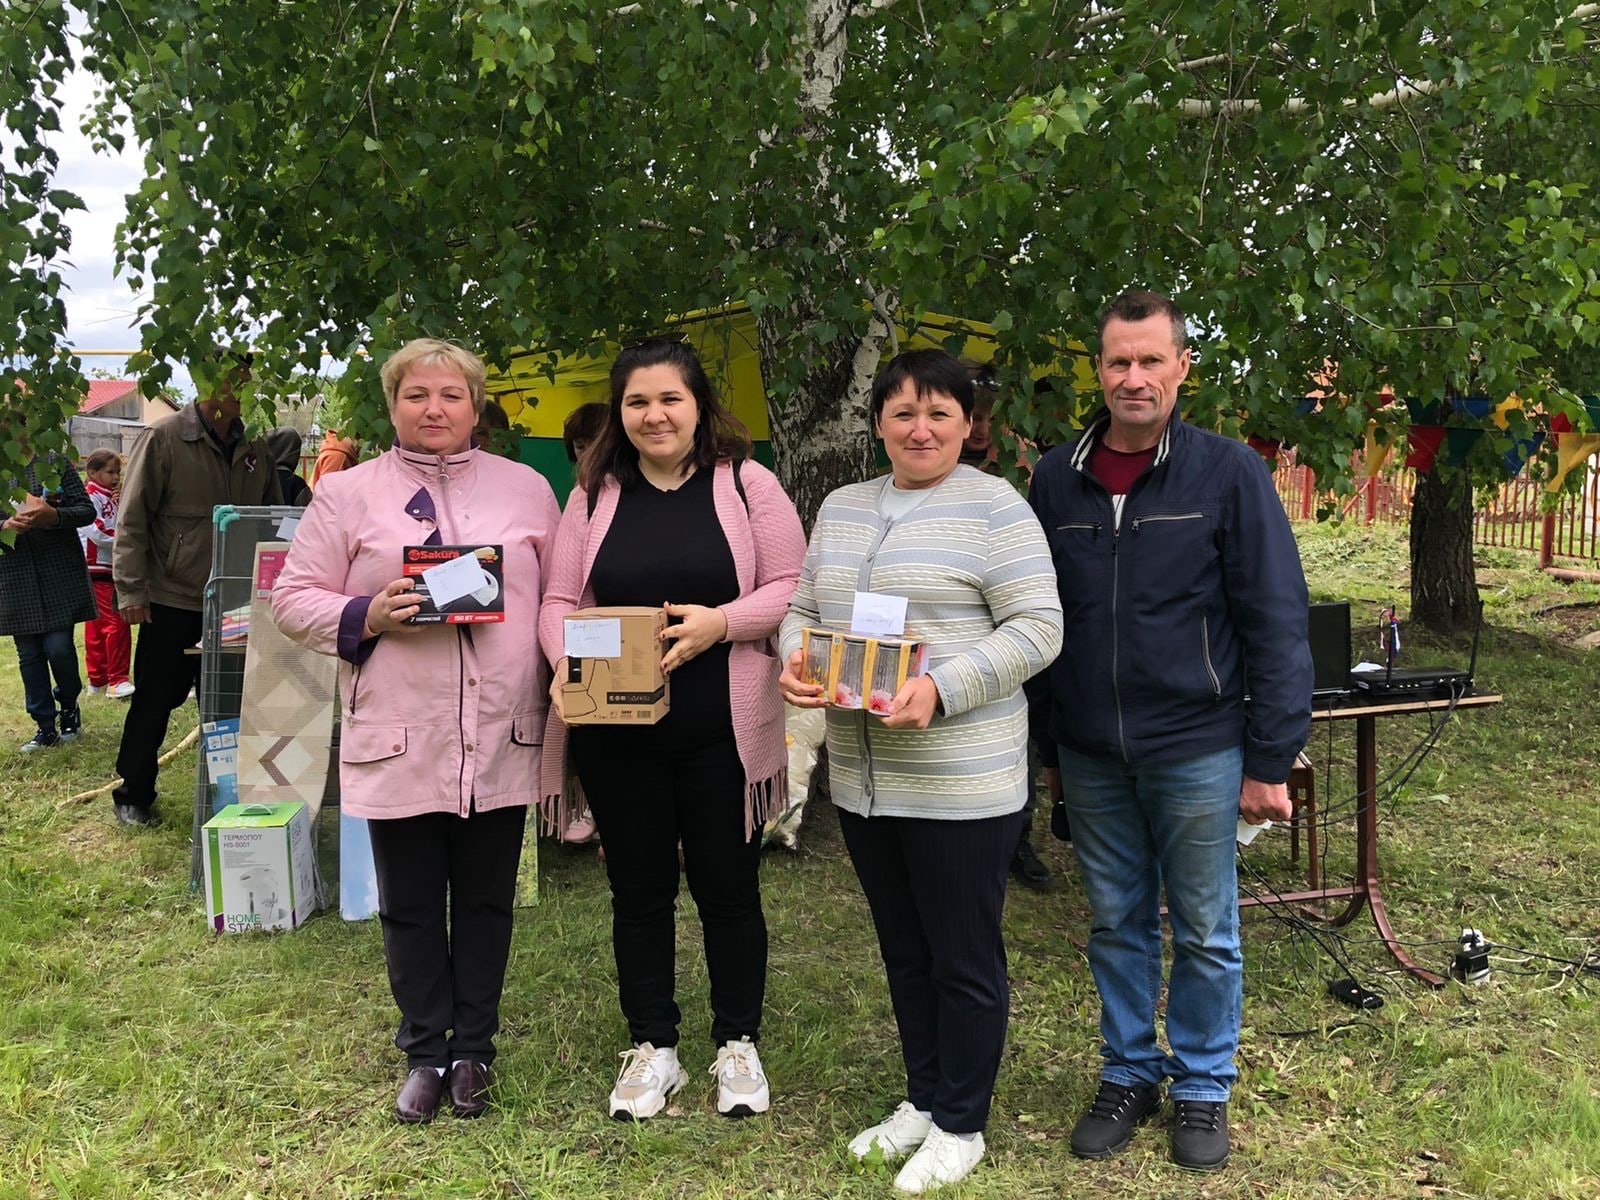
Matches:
[448,1060,492,1118]
[395,1067,446,1123]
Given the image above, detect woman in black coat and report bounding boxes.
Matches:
[1,451,98,751]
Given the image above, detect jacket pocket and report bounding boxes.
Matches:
[341,725,408,764]
[510,713,542,747]
[1201,616,1222,700]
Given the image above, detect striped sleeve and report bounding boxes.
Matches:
[926,487,1063,719]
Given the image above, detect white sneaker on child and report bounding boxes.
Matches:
[608,1043,686,1121]
[709,1037,769,1117]
[109,681,136,699]
[848,1101,934,1162]
[893,1125,985,1193]
[85,684,105,696]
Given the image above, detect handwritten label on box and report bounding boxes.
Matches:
[850,591,908,637]
[565,616,623,659]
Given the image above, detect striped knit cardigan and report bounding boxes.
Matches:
[778,466,1063,820]
[537,458,806,838]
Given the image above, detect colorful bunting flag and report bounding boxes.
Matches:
[1405,425,1446,472]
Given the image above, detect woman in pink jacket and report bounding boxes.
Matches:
[272,338,560,1125]
[540,337,804,1123]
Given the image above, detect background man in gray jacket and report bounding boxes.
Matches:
[111,359,279,827]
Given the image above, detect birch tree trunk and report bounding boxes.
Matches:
[755,0,892,531]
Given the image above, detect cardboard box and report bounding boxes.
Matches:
[799,626,929,715]
[202,802,317,933]
[401,544,506,624]
[561,607,670,724]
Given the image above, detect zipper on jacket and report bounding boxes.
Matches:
[1056,522,1101,537]
[348,661,364,717]
[1111,523,1128,762]
[1201,615,1222,700]
[1071,437,1167,766]
[435,458,459,541]
[456,626,469,815]
[1131,511,1203,532]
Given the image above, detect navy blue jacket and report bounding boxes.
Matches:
[1027,410,1311,783]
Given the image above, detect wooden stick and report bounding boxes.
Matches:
[60,726,200,806]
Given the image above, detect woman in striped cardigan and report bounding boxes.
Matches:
[539,338,805,1124]
[778,349,1062,1195]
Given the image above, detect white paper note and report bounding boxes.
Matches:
[1236,817,1273,846]
[421,553,489,609]
[850,591,908,637]
[565,616,622,659]
[274,516,300,541]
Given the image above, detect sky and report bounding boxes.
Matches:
[51,54,194,396]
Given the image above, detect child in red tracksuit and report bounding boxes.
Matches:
[79,449,133,698]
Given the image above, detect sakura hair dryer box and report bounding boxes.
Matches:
[401,544,505,624]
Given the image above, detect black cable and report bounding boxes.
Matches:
[1236,854,1382,996]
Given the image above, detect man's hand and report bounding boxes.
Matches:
[1041,766,1063,804]
[880,674,941,731]
[778,649,827,709]
[1239,776,1292,824]
[364,579,424,635]
[121,604,152,625]
[659,602,728,673]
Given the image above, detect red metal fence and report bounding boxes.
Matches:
[1273,459,1600,566]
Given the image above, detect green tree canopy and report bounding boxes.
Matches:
[4,1,1599,538]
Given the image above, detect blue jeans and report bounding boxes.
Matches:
[15,629,82,731]
[1059,745,1243,1101]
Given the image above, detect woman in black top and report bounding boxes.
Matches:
[538,339,805,1123]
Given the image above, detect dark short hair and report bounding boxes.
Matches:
[582,337,751,499]
[1096,290,1188,352]
[870,350,975,421]
[562,402,608,463]
[476,398,510,430]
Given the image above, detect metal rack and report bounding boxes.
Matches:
[186,505,336,888]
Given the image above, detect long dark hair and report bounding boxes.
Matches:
[581,337,752,502]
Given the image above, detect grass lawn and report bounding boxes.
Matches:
[1,521,1597,1199]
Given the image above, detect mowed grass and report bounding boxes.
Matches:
[0,520,1596,1199]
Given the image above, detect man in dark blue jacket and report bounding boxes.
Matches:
[1029,290,1311,1172]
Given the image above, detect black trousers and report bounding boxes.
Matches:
[572,727,765,1049]
[368,804,526,1069]
[839,806,1024,1134]
[113,603,202,811]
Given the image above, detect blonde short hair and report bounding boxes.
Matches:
[380,338,487,415]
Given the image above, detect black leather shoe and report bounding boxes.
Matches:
[448,1061,491,1118]
[1171,1099,1229,1171]
[395,1067,446,1123]
[1010,836,1054,892]
[1069,1079,1162,1159]
[113,803,154,828]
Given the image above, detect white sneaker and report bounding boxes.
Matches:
[608,1043,686,1121]
[109,681,136,699]
[709,1037,769,1117]
[848,1101,933,1162]
[85,684,105,696]
[562,812,598,844]
[893,1125,985,1194]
